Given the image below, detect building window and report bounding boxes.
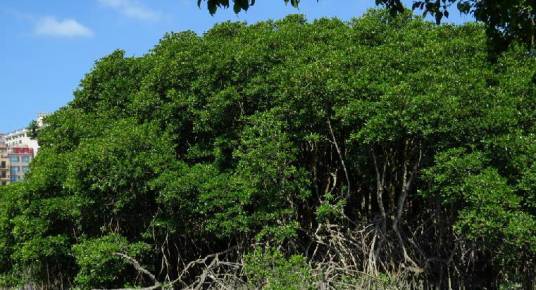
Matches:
[9,156,19,163]
[10,176,16,182]
[10,167,19,175]
[0,161,5,169]
[22,166,30,174]
[22,156,31,163]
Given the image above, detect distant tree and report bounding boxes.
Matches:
[26,120,39,139]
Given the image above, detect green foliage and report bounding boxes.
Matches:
[26,120,39,139]
[423,149,536,271]
[0,9,534,288]
[0,184,21,284]
[73,234,150,289]
[198,0,303,15]
[243,248,314,290]
[196,0,535,53]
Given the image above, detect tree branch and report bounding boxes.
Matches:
[327,119,351,199]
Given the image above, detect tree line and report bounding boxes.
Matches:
[198,0,535,56]
[0,9,534,289]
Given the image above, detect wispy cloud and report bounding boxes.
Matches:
[98,0,159,21]
[1,8,35,22]
[34,17,94,38]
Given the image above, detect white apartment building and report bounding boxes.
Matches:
[4,113,46,154]
[4,129,39,153]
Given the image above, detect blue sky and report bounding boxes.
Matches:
[0,0,473,133]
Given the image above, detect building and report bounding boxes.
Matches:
[5,129,39,155]
[8,147,33,183]
[0,113,45,186]
[0,136,10,186]
[4,113,46,154]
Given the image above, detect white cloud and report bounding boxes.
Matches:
[34,17,94,38]
[98,0,159,21]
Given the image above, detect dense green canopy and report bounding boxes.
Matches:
[199,0,536,54]
[0,9,534,289]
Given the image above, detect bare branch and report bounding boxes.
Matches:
[327,119,351,199]
[115,252,159,284]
